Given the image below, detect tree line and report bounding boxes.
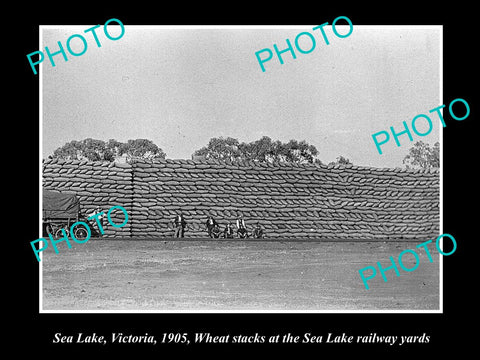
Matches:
[49,138,166,162]
[47,136,439,169]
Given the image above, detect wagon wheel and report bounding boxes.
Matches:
[54,226,69,239]
[73,226,89,241]
[45,223,54,236]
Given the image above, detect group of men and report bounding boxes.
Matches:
[171,213,265,239]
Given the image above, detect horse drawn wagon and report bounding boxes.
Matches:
[42,190,90,240]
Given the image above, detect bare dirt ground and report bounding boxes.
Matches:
[41,239,440,311]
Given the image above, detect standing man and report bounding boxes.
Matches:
[172,212,187,238]
[205,215,218,238]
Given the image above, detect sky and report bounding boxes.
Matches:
[41,25,441,168]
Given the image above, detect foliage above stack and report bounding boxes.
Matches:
[50,138,166,163]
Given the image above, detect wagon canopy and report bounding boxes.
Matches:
[43,190,80,219]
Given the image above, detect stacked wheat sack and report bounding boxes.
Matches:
[130,159,439,240]
[42,158,439,240]
[42,158,133,237]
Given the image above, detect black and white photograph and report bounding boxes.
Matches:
[15,4,476,355]
[39,24,442,312]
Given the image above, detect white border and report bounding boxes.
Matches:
[39,25,443,314]
[39,25,44,312]
[438,27,444,313]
